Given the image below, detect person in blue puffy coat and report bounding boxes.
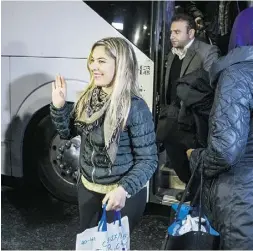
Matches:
[50,37,158,232]
[187,7,253,249]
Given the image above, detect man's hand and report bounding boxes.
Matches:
[102,186,127,211]
[187,149,194,159]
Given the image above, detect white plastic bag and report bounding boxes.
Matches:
[76,207,130,250]
[173,215,207,236]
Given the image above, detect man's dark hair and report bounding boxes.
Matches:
[171,13,196,31]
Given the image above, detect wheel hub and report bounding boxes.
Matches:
[50,135,81,185]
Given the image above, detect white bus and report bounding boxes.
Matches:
[2,0,180,205]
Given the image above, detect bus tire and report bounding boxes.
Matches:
[24,112,80,203]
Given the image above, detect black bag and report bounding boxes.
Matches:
[156,104,180,143]
[161,165,220,250]
[156,104,197,150]
[163,230,220,250]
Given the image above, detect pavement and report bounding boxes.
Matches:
[1,185,170,250]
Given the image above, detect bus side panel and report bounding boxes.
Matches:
[137,59,154,202]
[1,1,149,63]
[9,57,89,177]
[9,57,89,119]
[1,57,11,175]
[138,59,154,112]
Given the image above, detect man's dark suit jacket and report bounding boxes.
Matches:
[160,39,220,105]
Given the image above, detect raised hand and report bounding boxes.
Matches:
[52,75,66,109]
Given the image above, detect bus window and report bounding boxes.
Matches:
[85,1,152,57]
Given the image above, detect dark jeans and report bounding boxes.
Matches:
[164,142,200,196]
[77,181,147,233]
[164,141,191,184]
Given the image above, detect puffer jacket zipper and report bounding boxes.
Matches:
[90,134,96,183]
[76,133,84,185]
[76,166,81,185]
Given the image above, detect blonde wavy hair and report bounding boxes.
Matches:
[75,37,142,128]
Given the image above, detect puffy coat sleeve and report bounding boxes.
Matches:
[50,102,77,139]
[189,67,251,178]
[118,98,158,196]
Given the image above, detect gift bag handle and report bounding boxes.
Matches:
[113,211,122,227]
[175,163,199,220]
[198,164,204,231]
[175,161,204,232]
[98,204,122,232]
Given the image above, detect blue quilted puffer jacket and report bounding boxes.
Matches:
[50,96,158,196]
[189,46,253,249]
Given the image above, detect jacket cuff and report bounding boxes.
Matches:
[189,149,199,172]
[118,180,134,197]
[50,102,67,111]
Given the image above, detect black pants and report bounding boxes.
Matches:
[164,142,200,197]
[77,181,147,233]
[164,141,191,184]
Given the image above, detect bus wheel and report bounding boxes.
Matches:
[24,113,80,203]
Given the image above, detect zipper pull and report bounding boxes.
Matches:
[76,166,81,184]
[108,162,112,175]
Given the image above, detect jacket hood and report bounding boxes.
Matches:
[210,46,253,87]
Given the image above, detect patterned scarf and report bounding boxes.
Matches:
[172,47,187,60]
[75,87,123,164]
[171,39,195,60]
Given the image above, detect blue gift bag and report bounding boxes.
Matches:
[161,165,220,250]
